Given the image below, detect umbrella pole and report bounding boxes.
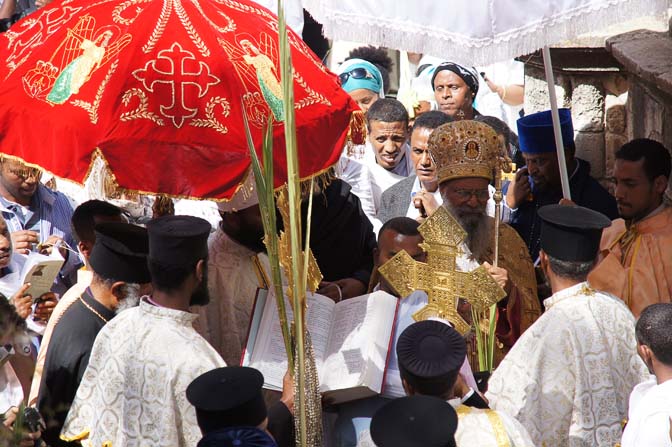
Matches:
[542,45,572,200]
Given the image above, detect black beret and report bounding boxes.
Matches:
[146,215,210,266]
[397,320,466,389]
[538,204,612,262]
[370,395,458,447]
[187,367,267,434]
[88,222,150,284]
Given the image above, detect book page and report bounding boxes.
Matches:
[18,250,64,298]
[246,289,334,391]
[241,288,269,367]
[320,291,398,396]
[382,290,429,399]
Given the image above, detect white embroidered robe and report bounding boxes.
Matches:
[61,301,225,447]
[486,282,649,447]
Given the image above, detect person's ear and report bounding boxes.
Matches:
[539,250,549,277]
[373,247,380,267]
[195,259,205,283]
[78,241,91,259]
[110,281,126,300]
[638,343,652,363]
[653,175,668,196]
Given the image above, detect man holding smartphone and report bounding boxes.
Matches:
[504,109,618,263]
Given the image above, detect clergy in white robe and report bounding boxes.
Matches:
[196,227,268,366]
[60,301,225,446]
[453,403,533,447]
[487,205,650,447]
[61,215,226,447]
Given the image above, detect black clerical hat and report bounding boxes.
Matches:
[88,222,150,284]
[196,427,277,447]
[538,205,612,262]
[146,215,210,266]
[396,320,466,392]
[187,366,267,434]
[370,395,458,447]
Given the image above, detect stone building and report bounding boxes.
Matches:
[521,17,672,193]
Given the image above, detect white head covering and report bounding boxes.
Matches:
[216,172,259,213]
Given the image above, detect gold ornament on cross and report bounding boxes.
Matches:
[378,206,506,335]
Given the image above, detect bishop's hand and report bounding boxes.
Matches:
[483,262,511,294]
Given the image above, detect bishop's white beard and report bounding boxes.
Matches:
[442,202,492,262]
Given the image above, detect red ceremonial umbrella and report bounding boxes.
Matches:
[0,0,357,200]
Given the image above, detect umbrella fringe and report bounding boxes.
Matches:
[304,0,668,66]
[0,149,337,204]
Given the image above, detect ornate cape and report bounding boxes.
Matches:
[486,283,649,447]
[588,205,672,317]
[61,301,225,447]
[481,218,540,366]
[455,404,535,446]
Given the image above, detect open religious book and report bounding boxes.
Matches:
[242,289,399,405]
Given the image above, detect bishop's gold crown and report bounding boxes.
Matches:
[428,120,501,183]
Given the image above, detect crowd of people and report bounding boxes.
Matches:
[0,11,671,447]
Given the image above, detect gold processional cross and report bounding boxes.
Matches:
[378,206,506,335]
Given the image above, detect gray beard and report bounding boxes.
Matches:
[115,294,141,315]
[443,203,492,261]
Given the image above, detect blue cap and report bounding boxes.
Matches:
[517,108,574,154]
[336,58,384,96]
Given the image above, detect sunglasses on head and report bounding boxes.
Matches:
[339,67,374,85]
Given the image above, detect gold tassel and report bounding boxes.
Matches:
[152,195,174,218]
[345,110,367,158]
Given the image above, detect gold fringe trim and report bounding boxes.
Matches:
[0,150,337,203]
[59,429,90,442]
[345,109,367,158]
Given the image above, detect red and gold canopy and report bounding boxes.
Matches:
[0,0,357,200]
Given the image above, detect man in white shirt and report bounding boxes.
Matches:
[621,303,672,447]
[362,99,413,215]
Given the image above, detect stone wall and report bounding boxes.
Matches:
[607,29,672,195]
[522,49,628,191]
[607,29,672,145]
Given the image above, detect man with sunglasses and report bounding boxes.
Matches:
[0,156,79,298]
[430,121,541,369]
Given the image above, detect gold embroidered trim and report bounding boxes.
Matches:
[294,71,331,108]
[173,0,210,57]
[191,0,236,33]
[189,96,230,134]
[112,0,152,25]
[72,60,118,124]
[120,88,166,126]
[483,409,511,447]
[79,297,109,324]
[60,428,90,442]
[142,0,171,54]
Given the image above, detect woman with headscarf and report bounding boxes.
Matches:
[336,58,385,113]
[431,62,481,120]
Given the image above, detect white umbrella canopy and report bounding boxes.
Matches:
[305,0,669,198]
[304,0,669,66]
